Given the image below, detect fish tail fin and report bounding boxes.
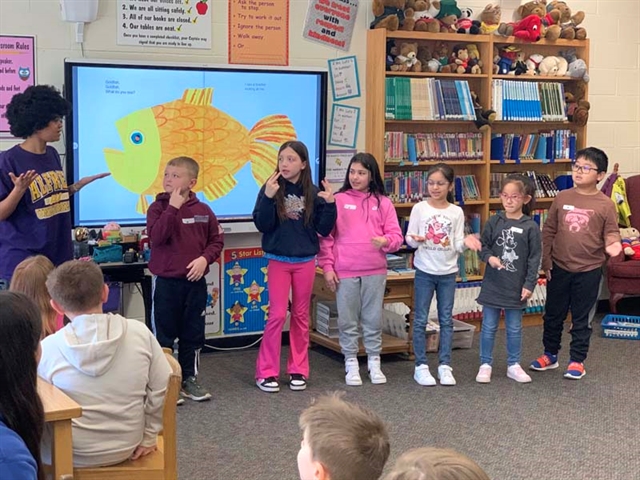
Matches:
[203,174,238,201]
[137,195,150,214]
[248,115,297,185]
[181,88,213,106]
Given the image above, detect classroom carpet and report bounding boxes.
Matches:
[175,318,640,480]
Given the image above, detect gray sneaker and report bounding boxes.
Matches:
[181,376,212,402]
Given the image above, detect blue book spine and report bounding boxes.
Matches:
[407,136,418,164]
[491,134,505,163]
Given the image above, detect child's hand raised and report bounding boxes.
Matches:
[318,179,335,203]
[488,256,504,270]
[169,188,187,209]
[464,234,482,251]
[605,241,623,258]
[408,234,426,243]
[264,172,281,199]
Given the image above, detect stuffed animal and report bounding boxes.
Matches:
[497,14,543,42]
[538,55,568,76]
[434,41,453,73]
[390,42,422,72]
[548,1,587,40]
[525,54,544,75]
[513,50,528,75]
[559,48,589,82]
[466,44,482,68]
[371,0,407,30]
[435,0,461,33]
[456,7,480,34]
[515,0,562,41]
[479,3,501,34]
[565,82,590,126]
[620,227,640,260]
[471,91,496,131]
[417,45,441,72]
[497,46,520,75]
[405,0,441,32]
[450,45,481,74]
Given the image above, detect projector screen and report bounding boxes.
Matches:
[64,60,328,227]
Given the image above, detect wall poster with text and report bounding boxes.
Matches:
[204,257,222,338]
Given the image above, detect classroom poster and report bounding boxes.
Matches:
[329,104,360,148]
[229,0,289,65]
[328,56,360,101]
[303,0,359,51]
[117,0,211,49]
[204,258,222,338]
[0,35,35,135]
[223,247,269,335]
[325,149,355,183]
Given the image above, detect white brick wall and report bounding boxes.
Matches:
[1,0,638,174]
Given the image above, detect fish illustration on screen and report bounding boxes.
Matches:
[103,88,297,213]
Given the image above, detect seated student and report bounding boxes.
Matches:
[0,291,46,480]
[383,447,490,480]
[297,394,390,480]
[10,255,63,336]
[37,260,172,468]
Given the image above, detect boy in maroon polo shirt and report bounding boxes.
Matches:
[147,156,224,401]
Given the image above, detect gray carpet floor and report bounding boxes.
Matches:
[176,320,640,480]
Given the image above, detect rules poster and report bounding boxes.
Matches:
[303,0,358,51]
[223,247,269,335]
[204,258,222,338]
[117,0,211,49]
[0,35,35,135]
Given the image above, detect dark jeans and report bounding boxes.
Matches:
[543,263,601,363]
[152,276,207,379]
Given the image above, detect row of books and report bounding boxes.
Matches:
[490,208,550,230]
[385,77,477,121]
[490,172,560,199]
[385,131,484,163]
[492,80,567,122]
[384,172,481,203]
[490,130,577,162]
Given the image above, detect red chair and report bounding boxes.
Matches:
[607,174,640,312]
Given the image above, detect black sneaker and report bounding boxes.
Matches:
[181,376,212,402]
[289,374,307,391]
[256,377,280,393]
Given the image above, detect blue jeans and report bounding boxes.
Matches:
[413,270,456,367]
[480,306,523,366]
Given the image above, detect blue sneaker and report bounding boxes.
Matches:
[564,361,585,380]
[530,353,559,371]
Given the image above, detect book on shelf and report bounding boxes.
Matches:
[385,77,476,121]
[490,208,549,231]
[385,131,484,164]
[490,130,576,163]
[454,175,481,203]
[385,172,480,203]
[492,79,567,122]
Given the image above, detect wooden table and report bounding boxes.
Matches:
[38,378,82,479]
[310,269,415,356]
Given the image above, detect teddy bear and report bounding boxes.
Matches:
[404,0,441,32]
[514,0,562,41]
[417,44,441,72]
[620,227,640,260]
[466,44,482,69]
[565,82,590,126]
[435,0,461,33]
[538,55,568,76]
[471,91,496,131]
[548,1,587,40]
[390,42,422,72]
[479,3,501,34]
[497,14,543,42]
[450,44,481,74]
[456,7,480,34]
[434,41,453,73]
[370,0,408,30]
[559,48,589,82]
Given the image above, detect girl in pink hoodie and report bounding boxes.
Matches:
[318,153,403,386]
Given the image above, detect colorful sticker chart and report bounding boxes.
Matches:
[0,35,35,135]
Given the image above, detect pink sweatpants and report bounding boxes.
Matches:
[255,259,316,379]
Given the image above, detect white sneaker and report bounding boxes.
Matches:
[414,364,436,386]
[345,358,362,386]
[476,364,492,384]
[507,364,532,383]
[367,355,387,385]
[438,365,456,386]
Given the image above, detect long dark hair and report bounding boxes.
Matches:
[339,153,386,208]
[0,291,45,480]
[502,173,536,216]
[274,140,315,225]
[427,163,455,204]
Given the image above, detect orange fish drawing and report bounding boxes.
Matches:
[104,87,297,213]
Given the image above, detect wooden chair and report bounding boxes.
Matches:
[73,352,181,480]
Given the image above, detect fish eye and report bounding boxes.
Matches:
[130,131,144,145]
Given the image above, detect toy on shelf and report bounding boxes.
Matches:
[370,0,407,30]
[404,0,440,32]
[417,44,441,72]
[620,227,640,260]
[548,1,587,40]
[559,48,589,82]
[525,54,544,75]
[479,3,501,34]
[456,7,480,34]
[435,0,461,33]
[497,14,543,42]
[565,82,590,126]
[450,44,481,74]
[471,91,496,132]
[434,41,453,73]
[496,46,520,75]
[390,42,422,72]
[514,0,562,41]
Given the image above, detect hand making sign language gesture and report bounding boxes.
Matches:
[318,178,335,203]
[264,172,281,199]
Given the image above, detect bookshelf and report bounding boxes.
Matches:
[365,29,590,328]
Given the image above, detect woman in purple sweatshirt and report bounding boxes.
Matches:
[318,153,403,386]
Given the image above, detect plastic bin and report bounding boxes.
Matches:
[601,314,640,340]
[452,319,476,349]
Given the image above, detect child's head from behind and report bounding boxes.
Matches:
[10,255,57,337]
[6,84,70,140]
[164,156,199,195]
[383,447,490,480]
[298,394,390,480]
[500,173,535,217]
[46,260,107,317]
[426,163,455,204]
[572,147,608,188]
[341,152,386,196]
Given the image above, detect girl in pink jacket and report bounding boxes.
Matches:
[318,153,403,386]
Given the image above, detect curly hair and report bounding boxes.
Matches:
[5,85,71,138]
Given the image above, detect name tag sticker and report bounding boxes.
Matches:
[182,218,195,224]
[194,215,208,223]
[511,227,523,234]
[372,206,378,211]
[344,204,356,210]
[563,205,575,211]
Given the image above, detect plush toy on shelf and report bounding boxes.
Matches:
[434,41,453,73]
[620,227,640,260]
[390,42,422,72]
[515,0,562,41]
[479,3,501,34]
[497,14,543,42]
[565,82,590,126]
[471,91,496,132]
[404,0,441,32]
[525,54,544,75]
[496,46,520,75]
[456,7,480,34]
[538,55,568,76]
[559,48,589,82]
[548,1,587,40]
[435,0,461,33]
[450,44,481,74]
[417,44,441,72]
[370,0,408,30]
